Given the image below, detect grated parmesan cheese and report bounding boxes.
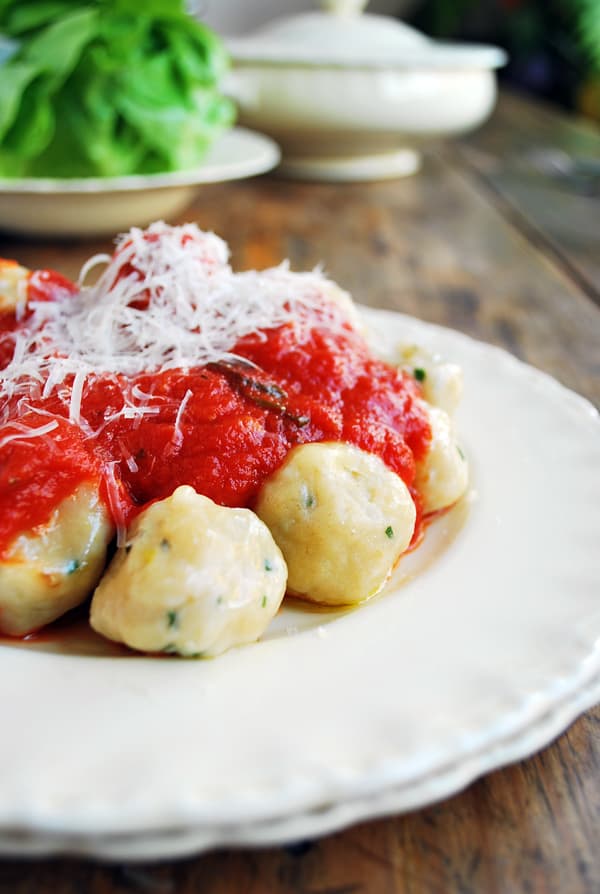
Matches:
[0,222,352,434]
[0,419,59,451]
[69,370,86,427]
[173,388,193,450]
[103,460,129,547]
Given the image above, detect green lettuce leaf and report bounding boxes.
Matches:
[0,0,235,178]
[0,2,85,36]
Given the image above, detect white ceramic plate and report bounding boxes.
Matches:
[1,308,599,860]
[0,128,280,238]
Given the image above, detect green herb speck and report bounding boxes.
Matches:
[216,595,224,605]
[66,558,80,575]
[414,367,426,382]
[385,526,394,539]
[261,595,268,608]
[301,485,315,509]
[163,643,179,655]
[264,558,273,572]
[457,445,465,460]
[166,610,178,629]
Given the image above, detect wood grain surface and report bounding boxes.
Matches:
[0,91,599,893]
[453,92,600,303]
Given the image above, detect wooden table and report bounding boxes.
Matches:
[1,91,599,894]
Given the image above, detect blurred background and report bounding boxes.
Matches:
[201,0,600,124]
[1,0,598,237]
[199,0,412,33]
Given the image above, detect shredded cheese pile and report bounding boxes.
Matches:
[0,222,351,428]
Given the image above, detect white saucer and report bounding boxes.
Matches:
[279,148,421,181]
[0,128,280,238]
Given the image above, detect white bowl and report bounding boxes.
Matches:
[0,128,280,238]
[226,12,506,180]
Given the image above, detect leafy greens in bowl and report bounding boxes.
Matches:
[0,0,235,178]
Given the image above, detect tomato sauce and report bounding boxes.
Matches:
[0,268,431,554]
[0,415,101,558]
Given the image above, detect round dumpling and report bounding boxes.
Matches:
[415,406,469,514]
[0,260,29,313]
[90,485,287,658]
[0,482,113,636]
[396,344,463,416]
[254,442,416,606]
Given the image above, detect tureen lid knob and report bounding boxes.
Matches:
[320,0,369,16]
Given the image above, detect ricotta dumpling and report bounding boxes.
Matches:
[0,259,29,313]
[255,442,416,606]
[396,344,463,416]
[0,482,113,636]
[414,406,469,514]
[90,485,287,657]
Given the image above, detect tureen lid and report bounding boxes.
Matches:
[227,0,506,70]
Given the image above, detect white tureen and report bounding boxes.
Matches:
[225,0,506,180]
